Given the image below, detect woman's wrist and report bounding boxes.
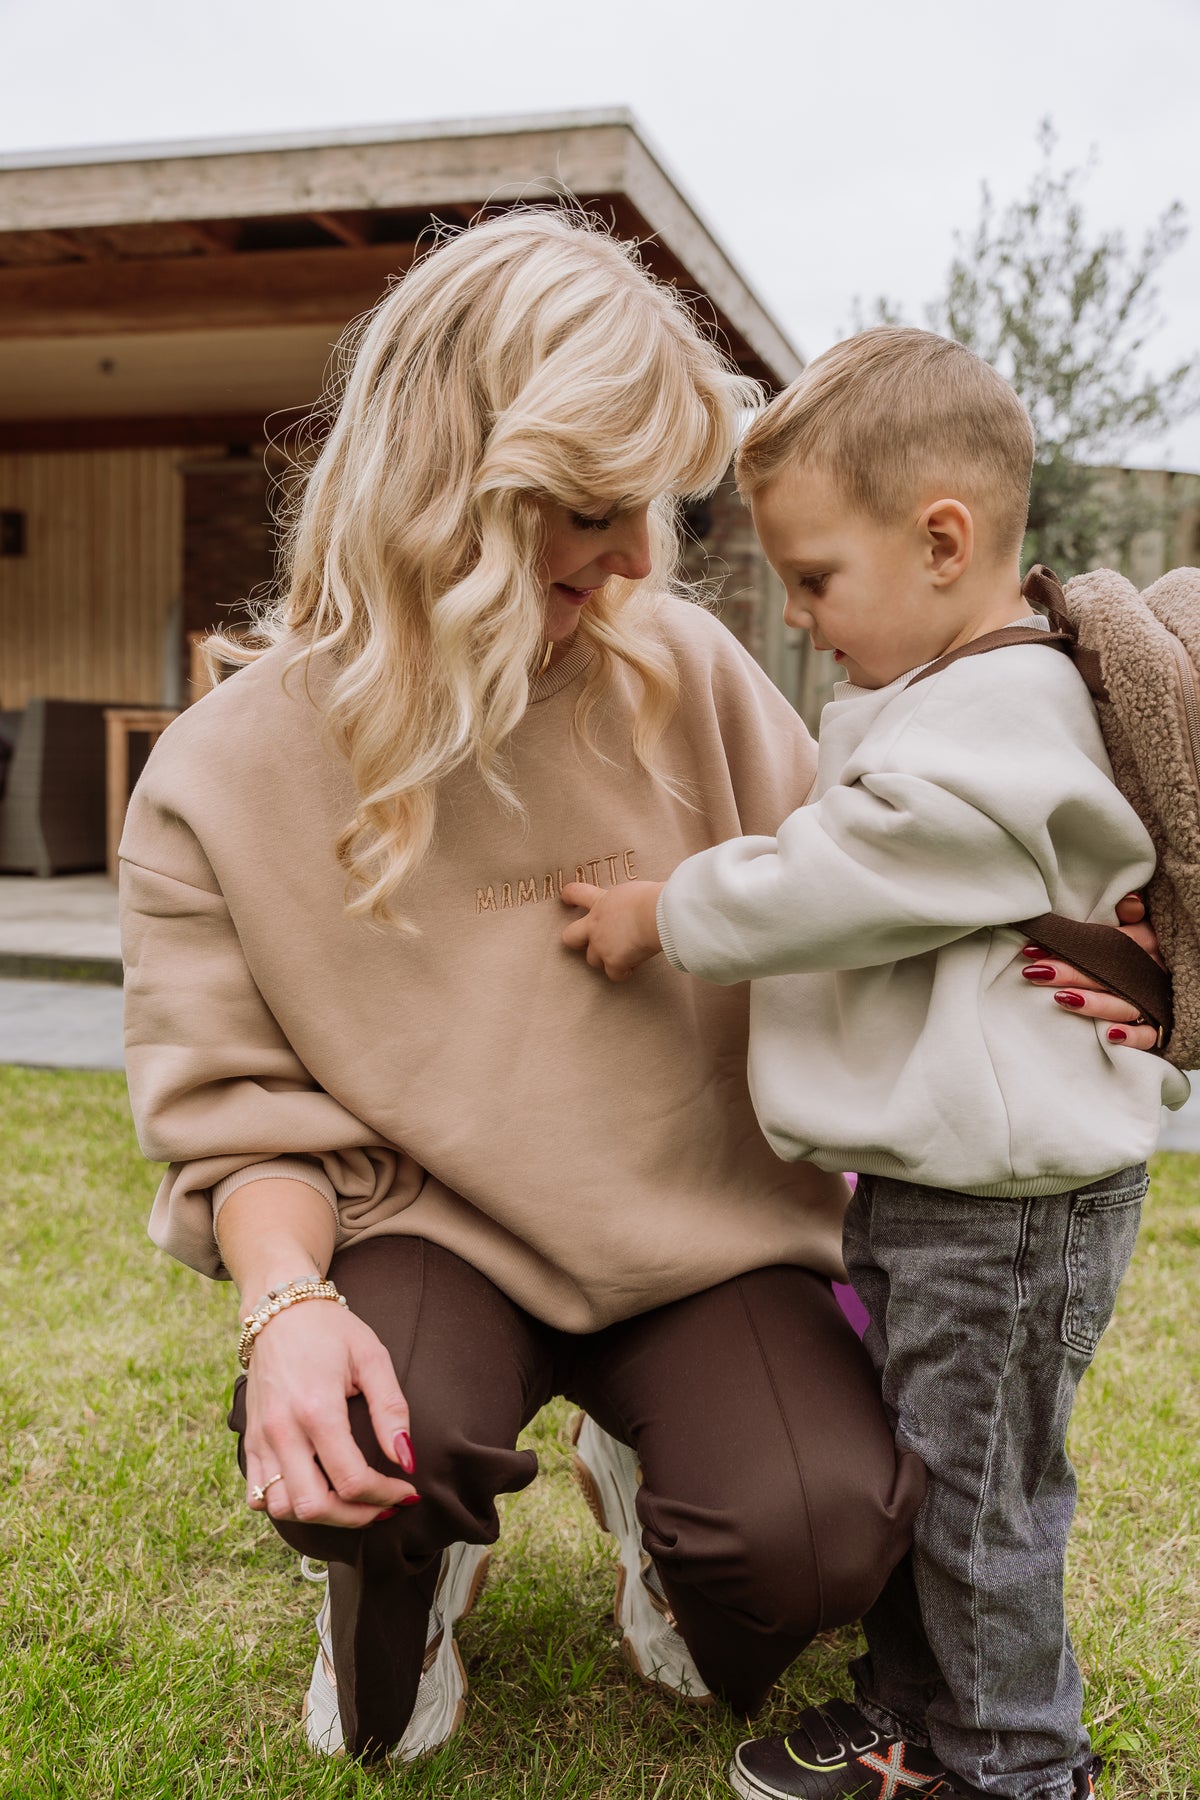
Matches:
[214,1175,338,1303]
[237,1275,349,1368]
[239,1266,326,1311]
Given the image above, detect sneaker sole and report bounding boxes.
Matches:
[727,1754,791,1800]
[302,1544,492,1760]
[570,1411,713,1705]
[728,1747,884,1800]
[393,1543,492,1762]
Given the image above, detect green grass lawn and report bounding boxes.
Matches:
[1,1066,1197,1799]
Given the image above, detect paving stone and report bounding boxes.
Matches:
[0,977,125,1071]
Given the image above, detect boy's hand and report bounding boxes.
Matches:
[561,880,665,981]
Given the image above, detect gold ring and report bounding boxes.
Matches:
[1132,1013,1147,1026]
[251,1473,284,1503]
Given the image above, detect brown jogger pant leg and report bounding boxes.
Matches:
[566,1263,925,1714]
[230,1238,924,1758]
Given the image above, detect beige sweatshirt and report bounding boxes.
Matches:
[120,597,849,1331]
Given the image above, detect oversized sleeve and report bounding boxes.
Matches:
[121,800,402,1279]
[669,602,820,835]
[658,655,1151,983]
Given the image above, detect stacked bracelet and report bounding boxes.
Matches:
[237,1276,348,1369]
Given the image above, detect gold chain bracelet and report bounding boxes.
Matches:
[237,1277,348,1369]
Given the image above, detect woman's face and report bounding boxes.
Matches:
[540,502,654,642]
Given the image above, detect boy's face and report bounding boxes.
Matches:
[752,464,954,690]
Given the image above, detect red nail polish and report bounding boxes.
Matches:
[1022,965,1056,982]
[1108,1026,1128,1043]
[1020,944,1041,958]
[373,1507,400,1522]
[393,1430,415,1474]
[400,1493,421,1506]
[1054,991,1086,1009]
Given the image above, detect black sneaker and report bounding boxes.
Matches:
[728,1701,946,1799]
[1073,1754,1102,1798]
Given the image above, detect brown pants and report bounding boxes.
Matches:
[230,1237,924,1758]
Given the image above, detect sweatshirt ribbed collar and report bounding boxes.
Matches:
[527,636,595,703]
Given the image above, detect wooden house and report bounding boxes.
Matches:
[0,110,815,725]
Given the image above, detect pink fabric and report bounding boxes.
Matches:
[834,1173,869,1337]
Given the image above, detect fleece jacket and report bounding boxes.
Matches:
[658,630,1190,1195]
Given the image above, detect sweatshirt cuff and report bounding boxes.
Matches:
[657,884,690,973]
[211,1158,340,1225]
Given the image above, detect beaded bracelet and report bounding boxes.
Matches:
[237,1276,348,1369]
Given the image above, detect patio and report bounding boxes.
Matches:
[0,873,122,1069]
[0,871,119,975]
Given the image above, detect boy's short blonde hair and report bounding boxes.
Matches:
[737,327,1035,557]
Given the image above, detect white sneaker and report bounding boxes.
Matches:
[300,1539,492,1759]
[570,1412,712,1703]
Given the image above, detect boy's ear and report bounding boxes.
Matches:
[919,498,973,584]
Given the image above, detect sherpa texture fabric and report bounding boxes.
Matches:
[1060,566,1200,1068]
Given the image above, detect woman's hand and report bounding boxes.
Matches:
[243,1295,419,1528]
[1021,891,1165,1052]
[216,1175,417,1528]
[561,880,665,981]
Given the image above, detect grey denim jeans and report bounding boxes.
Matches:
[842,1164,1147,1800]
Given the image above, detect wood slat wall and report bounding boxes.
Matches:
[0,447,183,708]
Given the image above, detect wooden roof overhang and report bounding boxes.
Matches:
[0,111,801,453]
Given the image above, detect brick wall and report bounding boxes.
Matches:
[682,475,765,662]
[182,453,277,647]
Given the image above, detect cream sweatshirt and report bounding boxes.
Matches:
[120,597,849,1330]
[658,635,1190,1196]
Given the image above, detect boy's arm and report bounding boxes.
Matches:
[657,663,1150,984]
[561,764,1054,986]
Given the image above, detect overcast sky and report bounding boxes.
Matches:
[5,0,1199,469]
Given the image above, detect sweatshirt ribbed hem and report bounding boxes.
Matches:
[211,1157,340,1220]
[837,1148,1101,1196]
[657,889,687,971]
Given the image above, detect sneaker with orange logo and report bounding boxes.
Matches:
[728,1701,1102,1800]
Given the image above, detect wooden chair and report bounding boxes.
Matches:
[104,707,179,877]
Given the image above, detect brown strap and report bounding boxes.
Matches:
[1018,911,1174,1043]
[900,562,1170,1039]
[908,564,1111,700]
[907,625,1075,688]
[1021,563,1068,619]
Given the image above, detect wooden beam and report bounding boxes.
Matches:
[309,211,366,247]
[0,116,802,384]
[46,227,114,261]
[180,219,239,254]
[0,120,630,232]
[0,414,272,452]
[0,242,416,339]
[0,228,86,264]
[617,137,802,387]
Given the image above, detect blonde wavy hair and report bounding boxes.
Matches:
[212,208,757,926]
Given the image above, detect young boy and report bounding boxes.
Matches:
[561,327,1188,1800]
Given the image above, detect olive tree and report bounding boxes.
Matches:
[861,123,1200,576]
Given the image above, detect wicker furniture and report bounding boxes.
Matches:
[0,699,115,877]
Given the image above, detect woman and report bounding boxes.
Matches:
[120,211,1154,1765]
